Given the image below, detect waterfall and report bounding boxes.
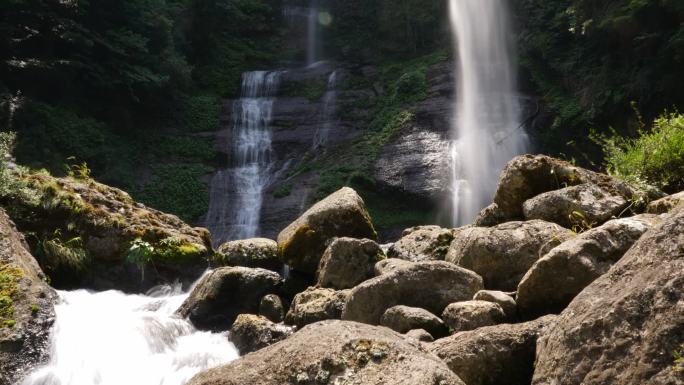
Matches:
[312,71,338,150]
[307,0,319,66]
[204,71,280,245]
[448,0,529,225]
[20,281,238,385]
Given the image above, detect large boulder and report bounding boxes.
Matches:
[489,155,656,222]
[284,287,349,328]
[187,320,466,385]
[647,190,684,214]
[445,220,573,291]
[0,209,55,385]
[517,215,656,319]
[277,187,377,273]
[259,294,285,323]
[522,183,628,228]
[215,238,281,271]
[1,172,212,292]
[176,267,282,331]
[373,258,413,275]
[229,314,294,355]
[532,205,684,385]
[342,261,483,325]
[441,301,506,333]
[387,226,455,262]
[316,238,384,290]
[473,290,517,321]
[380,305,448,337]
[430,316,557,385]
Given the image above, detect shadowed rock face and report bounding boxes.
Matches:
[532,205,684,385]
[0,209,55,385]
[188,320,466,385]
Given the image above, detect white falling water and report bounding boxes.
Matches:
[307,0,319,66]
[20,282,238,385]
[312,71,338,150]
[449,0,529,225]
[204,71,280,244]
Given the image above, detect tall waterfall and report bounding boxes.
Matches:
[307,0,320,65]
[20,282,238,385]
[449,0,529,225]
[204,71,280,244]
[312,71,338,150]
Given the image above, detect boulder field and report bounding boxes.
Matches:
[3,155,683,385]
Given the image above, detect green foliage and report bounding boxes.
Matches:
[155,136,215,162]
[273,185,292,199]
[174,95,220,133]
[38,233,90,274]
[65,158,92,180]
[596,112,684,193]
[0,264,23,322]
[675,344,684,372]
[126,238,155,279]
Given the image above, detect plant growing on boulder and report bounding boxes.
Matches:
[127,239,155,280]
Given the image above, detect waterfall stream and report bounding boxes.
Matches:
[449,0,529,225]
[312,71,338,150]
[20,280,238,385]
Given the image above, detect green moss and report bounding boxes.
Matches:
[2,320,16,328]
[0,264,23,321]
[273,185,292,199]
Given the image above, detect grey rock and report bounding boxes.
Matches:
[342,261,483,325]
[215,238,281,271]
[373,258,414,276]
[647,190,684,214]
[445,220,574,291]
[284,287,349,328]
[259,294,285,323]
[532,205,684,385]
[176,267,282,331]
[473,290,517,320]
[277,187,377,273]
[387,226,455,262]
[380,305,448,338]
[405,329,435,342]
[474,203,507,227]
[522,183,628,228]
[441,301,506,333]
[430,316,557,385]
[316,238,384,290]
[229,314,294,355]
[517,215,657,319]
[187,320,466,385]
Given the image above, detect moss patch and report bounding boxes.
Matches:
[0,264,24,324]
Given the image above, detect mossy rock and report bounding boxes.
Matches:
[214,238,281,271]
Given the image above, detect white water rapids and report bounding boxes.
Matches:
[449,0,529,225]
[20,282,238,385]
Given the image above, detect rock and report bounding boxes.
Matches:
[284,287,349,328]
[187,320,466,385]
[229,314,294,355]
[405,328,434,342]
[445,220,573,291]
[474,203,507,227]
[522,183,628,228]
[176,267,282,331]
[0,209,55,385]
[490,154,658,222]
[215,238,281,271]
[532,205,684,385]
[647,190,684,214]
[373,258,413,275]
[473,290,517,320]
[3,172,212,292]
[441,301,506,333]
[277,187,377,273]
[430,316,557,385]
[387,226,455,262]
[316,238,384,290]
[259,294,285,323]
[342,261,483,325]
[517,215,657,319]
[380,305,448,338]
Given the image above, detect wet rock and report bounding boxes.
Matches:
[284,287,349,328]
[445,220,573,291]
[343,261,482,325]
[380,305,448,338]
[0,209,55,385]
[229,314,294,355]
[188,320,466,385]
[373,258,413,276]
[522,183,628,228]
[430,316,557,385]
[441,301,506,333]
[532,206,684,385]
[473,290,517,321]
[316,238,384,290]
[646,190,684,214]
[176,267,282,331]
[387,226,455,262]
[259,294,285,323]
[517,215,657,319]
[277,187,377,274]
[215,238,281,271]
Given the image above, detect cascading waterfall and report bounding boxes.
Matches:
[20,281,238,385]
[306,0,320,66]
[449,0,529,225]
[312,71,338,150]
[204,71,280,244]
